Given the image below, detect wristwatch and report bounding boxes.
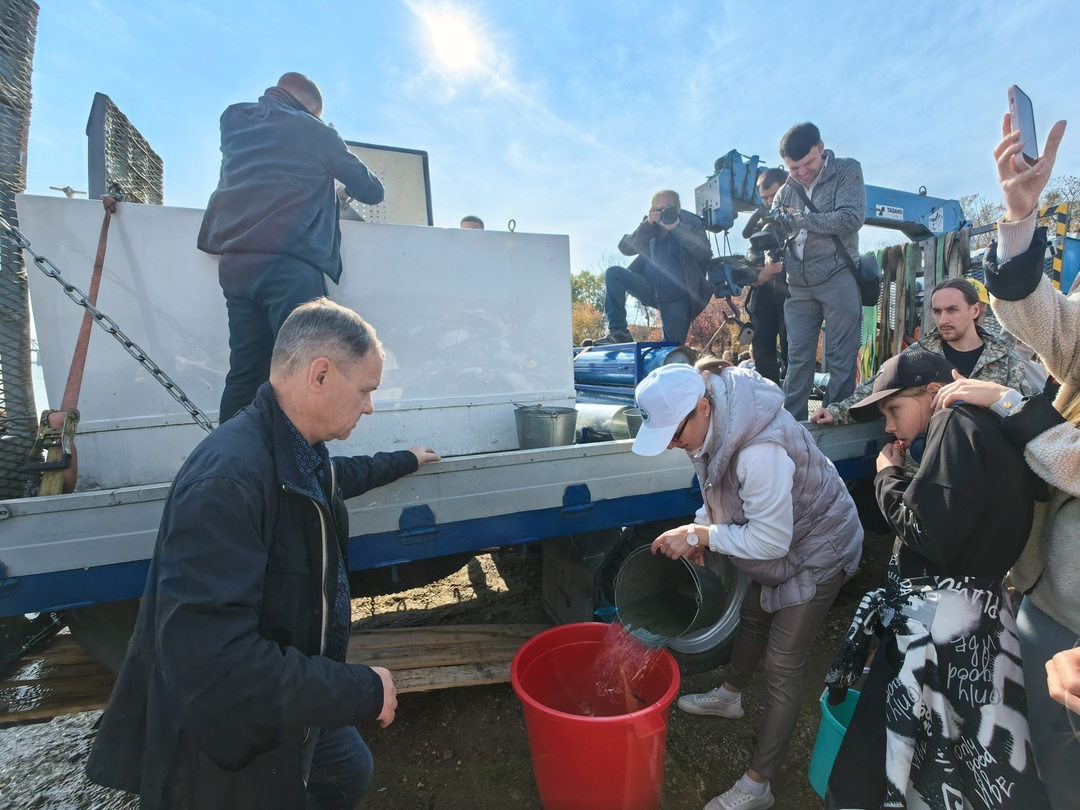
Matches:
[990,389,1024,418]
[686,526,699,547]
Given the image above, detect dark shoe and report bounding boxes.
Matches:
[592,328,633,345]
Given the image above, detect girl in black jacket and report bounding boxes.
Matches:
[825,348,1049,809]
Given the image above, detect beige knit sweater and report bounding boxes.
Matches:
[994,272,1080,637]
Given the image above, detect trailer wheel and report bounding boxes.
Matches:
[600,521,748,675]
[68,599,140,674]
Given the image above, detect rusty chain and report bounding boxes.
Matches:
[0,214,215,434]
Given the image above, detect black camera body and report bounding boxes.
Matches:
[746,229,782,268]
[745,208,795,267]
[658,204,680,226]
[706,257,760,298]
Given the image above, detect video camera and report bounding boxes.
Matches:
[706,256,761,298]
[745,208,796,268]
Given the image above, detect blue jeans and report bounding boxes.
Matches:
[604,264,693,344]
[302,726,374,809]
[218,253,328,422]
[1017,598,1080,810]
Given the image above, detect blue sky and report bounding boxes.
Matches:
[22,0,1080,273]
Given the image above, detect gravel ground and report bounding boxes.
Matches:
[0,532,891,810]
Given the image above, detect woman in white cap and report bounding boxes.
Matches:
[632,358,862,810]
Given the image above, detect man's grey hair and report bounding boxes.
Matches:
[652,189,681,207]
[271,298,380,375]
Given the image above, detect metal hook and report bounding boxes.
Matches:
[507,219,516,232]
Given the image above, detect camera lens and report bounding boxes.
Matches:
[659,205,678,225]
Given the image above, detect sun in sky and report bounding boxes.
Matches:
[410,1,489,77]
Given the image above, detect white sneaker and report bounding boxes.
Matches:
[677,687,744,718]
[704,779,775,810]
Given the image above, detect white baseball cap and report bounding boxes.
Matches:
[632,364,705,456]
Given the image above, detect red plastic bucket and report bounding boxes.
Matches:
[510,622,680,810]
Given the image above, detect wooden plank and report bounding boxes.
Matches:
[0,673,115,723]
[0,623,551,725]
[395,662,512,693]
[347,624,549,670]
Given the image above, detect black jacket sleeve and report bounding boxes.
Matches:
[669,213,713,263]
[334,449,419,500]
[618,218,656,257]
[984,227,1047,302]
[322,125,385,204]
[1000,392,1067,449]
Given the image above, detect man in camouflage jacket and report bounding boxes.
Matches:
[813,323,1036,427]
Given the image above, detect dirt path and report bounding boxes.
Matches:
[0,533,892,809]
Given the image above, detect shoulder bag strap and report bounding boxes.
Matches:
[787,180,860,275]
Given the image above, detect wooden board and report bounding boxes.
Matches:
[0,623,551,725]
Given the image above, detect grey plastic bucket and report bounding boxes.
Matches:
[515,404,577,449]
[614,545,727,647]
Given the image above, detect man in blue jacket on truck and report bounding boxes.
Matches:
[87,298,439,809]
[199,72,385,422]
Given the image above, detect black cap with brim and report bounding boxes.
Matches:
[848,350,956,423]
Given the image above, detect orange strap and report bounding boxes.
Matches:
[60,196,118,412]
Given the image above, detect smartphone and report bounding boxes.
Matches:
[1008,85,1039,166]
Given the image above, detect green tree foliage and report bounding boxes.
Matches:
[570,269,606,311]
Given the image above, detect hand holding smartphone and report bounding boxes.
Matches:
[1008,85,1039,166]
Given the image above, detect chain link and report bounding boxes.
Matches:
[0,214,215,434]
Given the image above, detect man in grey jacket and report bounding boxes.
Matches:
[772,123,866,419]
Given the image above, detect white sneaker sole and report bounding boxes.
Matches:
[677,697,745,718]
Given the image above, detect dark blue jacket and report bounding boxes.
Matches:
[86,383,418,808]
[197,87,384,283]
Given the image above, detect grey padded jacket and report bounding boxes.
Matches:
[692,368,863,612]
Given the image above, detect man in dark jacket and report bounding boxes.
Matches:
[593,189,713,346]
[199,72,385,422]
[740,168,790,385]
[86,298,439,809]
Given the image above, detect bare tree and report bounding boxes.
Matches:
[961,178,1080,252]
[960,193,1005,250]
[1043,175,1080,232]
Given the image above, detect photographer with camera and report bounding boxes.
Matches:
[593,189,713,346]
[771,123,866,420]
[739,168,790,386]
